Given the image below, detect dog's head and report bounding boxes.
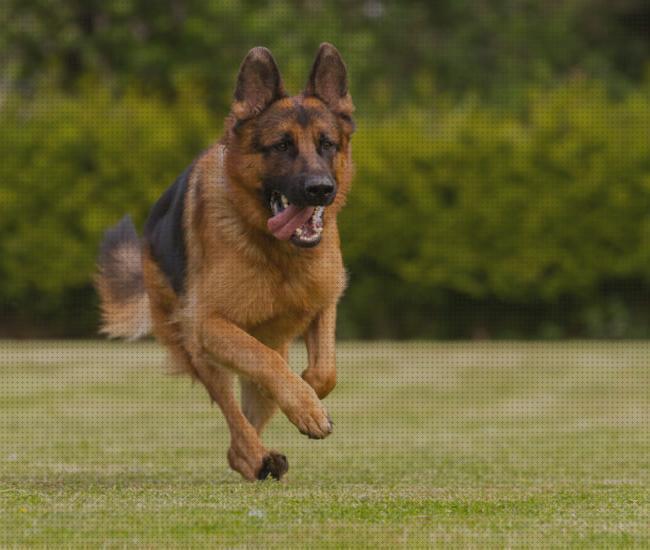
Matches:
[225,44,355,248]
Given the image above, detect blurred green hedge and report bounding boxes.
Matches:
[342,80,650,337]
[0,85,217,335]
[2,78,650,337]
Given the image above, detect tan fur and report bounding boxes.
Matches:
[98,44,354,481]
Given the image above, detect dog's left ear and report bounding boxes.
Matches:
[304,43,354,120]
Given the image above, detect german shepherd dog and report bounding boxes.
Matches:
[95,44,354,481]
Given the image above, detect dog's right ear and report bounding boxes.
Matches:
[232,47,286,121]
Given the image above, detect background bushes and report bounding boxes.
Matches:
[1,0,650,338]
[342,82,650,337]
[0,89,217,335]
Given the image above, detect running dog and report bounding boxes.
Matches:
[95,43,354,480]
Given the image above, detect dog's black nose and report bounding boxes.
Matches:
[304,176,336,205]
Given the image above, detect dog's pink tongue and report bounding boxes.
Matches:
[267,205,314,240]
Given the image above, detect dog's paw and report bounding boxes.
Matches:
[304,413,334,440]
[256,451,289,480]
[294,402,333,440]
[228,442,274,481]
[273,374,334,439]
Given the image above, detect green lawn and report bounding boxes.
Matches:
[0,341,648,547]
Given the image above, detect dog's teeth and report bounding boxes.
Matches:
[281,195,289,208]
[295,227,303,237]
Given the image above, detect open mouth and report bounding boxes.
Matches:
[267,191,324,247]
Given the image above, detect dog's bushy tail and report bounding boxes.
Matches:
[95,215,152,340]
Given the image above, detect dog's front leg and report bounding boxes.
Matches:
[240,342,287,435]
[199,316,333,440]
[302,304,337,399]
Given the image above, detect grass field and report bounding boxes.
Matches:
[0,341,649,547]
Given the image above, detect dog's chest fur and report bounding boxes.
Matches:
[182,146,346,342]
[189,243,344,340]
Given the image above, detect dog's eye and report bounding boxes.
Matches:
[320,137,335,151]
[273,141,291,152]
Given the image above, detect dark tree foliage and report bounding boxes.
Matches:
[1,0,650,338]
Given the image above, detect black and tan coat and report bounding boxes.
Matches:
[95,44,355,480]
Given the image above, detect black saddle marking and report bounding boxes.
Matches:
[143,165,193,294]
